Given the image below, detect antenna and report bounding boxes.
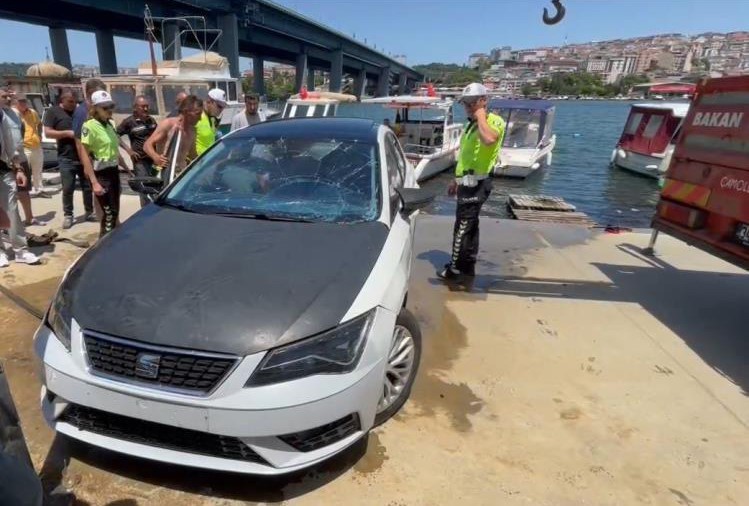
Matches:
[45,46,50,60]
[144,5,158,76]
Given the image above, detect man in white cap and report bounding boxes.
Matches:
[438,82,505,280]
[195,88,226,156]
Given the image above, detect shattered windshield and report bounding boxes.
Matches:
[162,135,381,223]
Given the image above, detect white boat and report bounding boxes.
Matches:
[281,91,357,119]
[611,102,689,179]
[362,96,462,182]
[101,50,244,134]
[488,99,557,178]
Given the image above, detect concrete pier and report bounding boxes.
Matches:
[377,66,390,97]
[329,49,343,93]
[48,27,72,70]
[2,191,747,504]
[252,55,265,96]
[94,29,117,75]
[295,53,308,93]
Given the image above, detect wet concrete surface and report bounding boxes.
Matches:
[1,194,749,504]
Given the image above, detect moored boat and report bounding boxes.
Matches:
[611,102,689,179]
[362,95,462,182]
[488,99,556,178]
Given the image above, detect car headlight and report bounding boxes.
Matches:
[246,309,375,386]
[46,292,72,351]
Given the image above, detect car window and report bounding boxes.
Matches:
[386,134,407,184]
[164,135,381,224]
[384,136,404,220]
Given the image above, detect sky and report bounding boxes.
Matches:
[0,0,748,69]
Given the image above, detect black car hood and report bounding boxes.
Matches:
[61,205,388,356]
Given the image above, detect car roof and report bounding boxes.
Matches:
[232,117,381,142]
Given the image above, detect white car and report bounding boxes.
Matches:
[34,118,433,475]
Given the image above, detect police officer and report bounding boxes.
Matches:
[439,83,505,280]
[195,88,226,156]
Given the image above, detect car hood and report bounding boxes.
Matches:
[61,205,388,356]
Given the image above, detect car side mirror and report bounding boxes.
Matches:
[128,176,164,196]
[396,187,435,215]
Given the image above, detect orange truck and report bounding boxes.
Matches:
[651,75,749,270]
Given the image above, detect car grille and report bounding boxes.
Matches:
[61,404,268,464]
[83,332,237,394]
[279,414,360,452]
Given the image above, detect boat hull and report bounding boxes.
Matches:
[412,150,458,182]
[612,148,664,179]
[493,137,555,179]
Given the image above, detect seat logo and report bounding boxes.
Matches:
[135,353,161,379]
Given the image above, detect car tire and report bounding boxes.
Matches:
[374,308,422,427]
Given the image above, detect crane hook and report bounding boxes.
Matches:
[542,0,566,25]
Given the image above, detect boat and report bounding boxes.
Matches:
[280,90,357,119]
[611,102,689,179]
[362,95,462,182]
[488,99,557,178]
[100,50,244,134]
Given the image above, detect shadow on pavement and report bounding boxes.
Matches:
[459,242,749,397]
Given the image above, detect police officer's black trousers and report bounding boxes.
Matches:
[450,178,492,272]
[94,166,121,238]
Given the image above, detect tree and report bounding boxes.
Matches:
[521,83,534,97]
[616,74,649,95]
[412,62,480,85]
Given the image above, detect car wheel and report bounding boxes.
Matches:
[374,308,422,426]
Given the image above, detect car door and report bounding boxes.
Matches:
[384,132,416,298]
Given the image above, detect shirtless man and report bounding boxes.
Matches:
[144,95,202,177]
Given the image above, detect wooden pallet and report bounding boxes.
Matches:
[507,193,596,227]
[508,194,577,212]
[509,209,597,226]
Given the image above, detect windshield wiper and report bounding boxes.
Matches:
[214,212,314,223]
[159,200,202,214]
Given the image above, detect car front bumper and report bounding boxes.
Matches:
[33,308,395,475]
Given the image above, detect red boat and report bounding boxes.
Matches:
[611,102,690,179]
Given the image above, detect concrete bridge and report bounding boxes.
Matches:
[0,0,422,97]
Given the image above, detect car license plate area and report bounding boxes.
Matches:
[734,223,749,247]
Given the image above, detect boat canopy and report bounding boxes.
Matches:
[631,102,690,118]
[487,98,555,148]
[362,95,451,109]
[618,102,688,156]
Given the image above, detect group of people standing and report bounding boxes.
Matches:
[0,79,269,267]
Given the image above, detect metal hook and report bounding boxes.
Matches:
[542,0,566,25]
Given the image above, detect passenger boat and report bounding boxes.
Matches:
[362,96,462,182]
[611,102,689,179]
[488,99,557,178]
[281,90,357,119]
[100,51,244,134]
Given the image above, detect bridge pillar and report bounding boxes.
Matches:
[329,49,343,93]
[295,53,308,92]
[95,29,118,75]
[48,27,72,70]
[253,56,265,96]
[218,13,240,78]
[307,68,316,91]
[398,73,408,95]
[377,66,390,97]
[354,69,366,100]
[162,23,182,60]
